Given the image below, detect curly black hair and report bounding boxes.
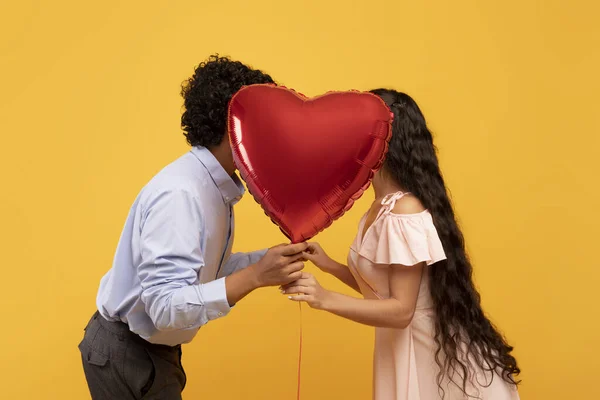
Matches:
[180,54,275,148]
[371,89,520,398]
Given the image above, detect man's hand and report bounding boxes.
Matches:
[225,242,307,306]
[249,242,308,287]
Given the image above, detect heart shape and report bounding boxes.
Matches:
[228,84,392,243]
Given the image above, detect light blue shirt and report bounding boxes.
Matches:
[97,146,265,346]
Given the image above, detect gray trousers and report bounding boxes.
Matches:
[79,311,187,400]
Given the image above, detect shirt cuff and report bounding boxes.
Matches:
[199,277,231,321]
[249,249,267,265]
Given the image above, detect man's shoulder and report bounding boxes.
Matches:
[140,151,209,201]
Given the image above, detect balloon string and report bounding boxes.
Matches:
[297,301,303,400]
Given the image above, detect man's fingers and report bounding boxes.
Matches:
[281,242,309,256]
[282,261,304,275]
[288,270,304,281]
[285,252,305,263]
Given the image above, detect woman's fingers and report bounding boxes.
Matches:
[280,276,311,290]
[288,294,310,302]
[281,285,312,295]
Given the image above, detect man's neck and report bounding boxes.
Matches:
[208,144,235,176]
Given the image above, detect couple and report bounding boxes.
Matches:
[79,55,520,400]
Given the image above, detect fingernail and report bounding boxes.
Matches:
[288,296,292,299]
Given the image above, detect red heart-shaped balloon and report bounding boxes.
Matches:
[228,84,392,243]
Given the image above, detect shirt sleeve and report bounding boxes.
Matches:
[218,250,267,278]
[138,189,231,332]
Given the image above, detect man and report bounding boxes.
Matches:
[78,55,307,399]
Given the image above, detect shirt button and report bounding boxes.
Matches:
[217,312,223,317]
[188,324,193,328]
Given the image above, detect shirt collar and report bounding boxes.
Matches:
[191,146,245,205]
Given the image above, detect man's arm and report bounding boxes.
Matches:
[138,189,308,331]
[138,189,231,331]
[219,250,267,278]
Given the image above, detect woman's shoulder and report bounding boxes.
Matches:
[390,193,426,216]
[357,195,446,266]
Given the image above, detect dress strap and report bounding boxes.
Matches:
[377,191,410,217]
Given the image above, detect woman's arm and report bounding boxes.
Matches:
[322,260,361,293]
[283,263,423,329]
[302,243,361,293]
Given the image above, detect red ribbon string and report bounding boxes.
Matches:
[297,302,303,400]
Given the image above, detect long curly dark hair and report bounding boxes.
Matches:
[371,88,520,397]
[181,54,274,148]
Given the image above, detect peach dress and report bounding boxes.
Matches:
[347,192,520,400]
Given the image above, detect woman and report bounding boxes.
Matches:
[282,89,520,400]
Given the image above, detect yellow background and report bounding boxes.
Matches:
[1,1,598,399]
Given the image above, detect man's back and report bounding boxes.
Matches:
[97,147,247,346]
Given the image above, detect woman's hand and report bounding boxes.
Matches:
[281,272,332,310]
[303,242,337,273]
